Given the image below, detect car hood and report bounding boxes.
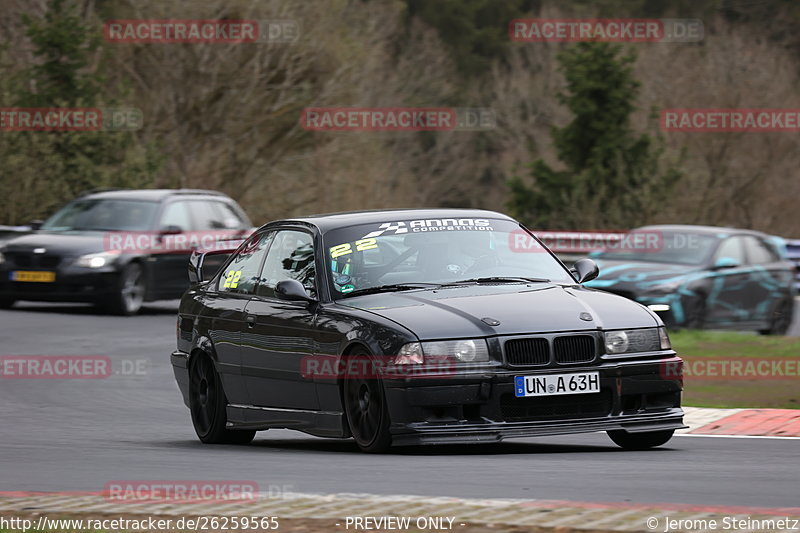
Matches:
[1,231,107,257]
[585,259,701,293]
[339,283,659,339]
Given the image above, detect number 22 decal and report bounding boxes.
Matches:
[329,238,378,259]
[224,270,242,289]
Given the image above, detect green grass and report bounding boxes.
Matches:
[670,330,800,409]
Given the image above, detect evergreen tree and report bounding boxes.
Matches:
[0,0,160,224]
[508,42,681,229]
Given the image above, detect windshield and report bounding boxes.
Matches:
[591,230,719,266]
[41,199,159,232]
[323,218,574,297]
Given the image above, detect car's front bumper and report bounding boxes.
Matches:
[383,357,684,446]
[0,265,119,303]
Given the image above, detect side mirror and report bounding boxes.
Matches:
[573,258,600,283]
[712,257,740,270]
[29,220,43,230]
[275,279,314,302]
[159,225,183,236]
[188,249,233,284]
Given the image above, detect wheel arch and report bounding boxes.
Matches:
[187,339,219,378]
[337,341,373,438]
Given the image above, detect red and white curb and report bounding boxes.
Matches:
[1,491,799,532]
[680,407,800,437]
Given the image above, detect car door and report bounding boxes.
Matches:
[741,235,789,324]
[149,199,196,298]
[240,228,320,410]
[202,231,272,405]
[706,235,751,325]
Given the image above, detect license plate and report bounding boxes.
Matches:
[10,271,56,283]
[514,371,600,398]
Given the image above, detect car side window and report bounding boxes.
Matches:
[256,230,316,299]
[211,202,248,229]
[714,236,746,265]
[743,236,779,264]
[189,201,246,230]
[159,201,192,231]
[217,232,273,295]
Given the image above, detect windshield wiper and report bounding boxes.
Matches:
[339,283,439,298]
[444,276,551,286]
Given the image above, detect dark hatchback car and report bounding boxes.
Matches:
[586,225,796,334]
[0,189,251,315]
[172,209,684,452]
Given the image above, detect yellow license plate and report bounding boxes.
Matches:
[11,271,56,283]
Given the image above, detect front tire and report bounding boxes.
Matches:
[683,296,706,330]
[0,296,15,309]
[343,351,392,453]
[189,353,255,445]
[101,263,146,315]
[607,429,674,450]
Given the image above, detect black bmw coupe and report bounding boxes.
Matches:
[171,209,684,452]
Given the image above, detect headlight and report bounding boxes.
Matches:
[604,328,664,355]
[424,339,490,363]
[74,251,121,268]
[393,339,491,364]
[604,330,629,354]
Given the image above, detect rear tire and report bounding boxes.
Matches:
[343,350,392,453]
[759,297,794,336]
[189,353,256,445]
[607,429,674,450]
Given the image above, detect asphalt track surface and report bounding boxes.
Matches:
[0,299,798,509]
